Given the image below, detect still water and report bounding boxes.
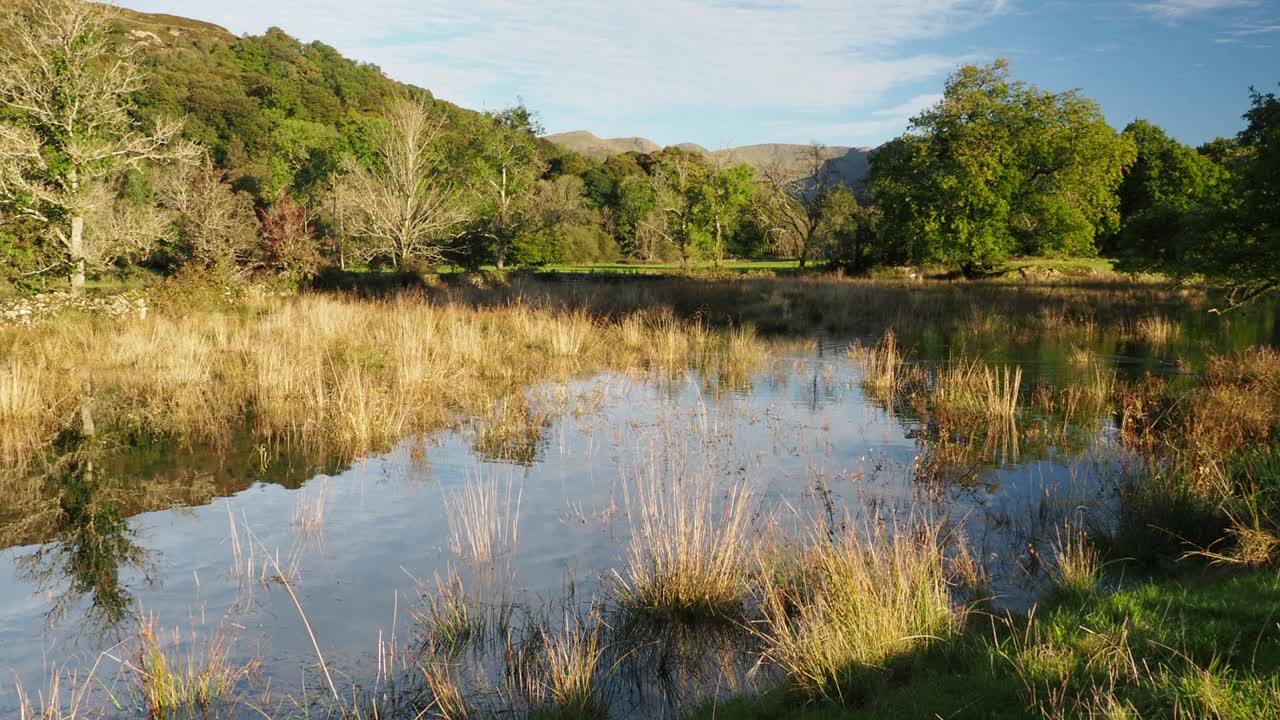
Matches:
[1,306,1274,717]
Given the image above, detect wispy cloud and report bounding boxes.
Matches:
[1141,0,1258,21]
[118,0,1009,144]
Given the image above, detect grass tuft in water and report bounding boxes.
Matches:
[616,464,756,619]
[753,518,959,703]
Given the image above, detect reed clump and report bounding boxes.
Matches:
[753,519,958,703]
[1048,523,1101,598]
[1133,315,1181,347]
[535,616,607,719]
[848,331,909,401]
[931,359,1023,424]
[616,464,756,618]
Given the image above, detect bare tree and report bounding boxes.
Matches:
[338,98,468,267]
[758,142,837,268]
[156,161,259,273]
[83,182,173,268]
[0,0,196,291]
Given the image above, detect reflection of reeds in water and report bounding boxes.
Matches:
[444,473,522,565]
[617,457,756,617]
[754,518,957,703]
[291,478,329,545]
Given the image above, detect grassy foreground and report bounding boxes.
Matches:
[691,567,1280,720]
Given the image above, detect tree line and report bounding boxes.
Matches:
[0,0,1275,301]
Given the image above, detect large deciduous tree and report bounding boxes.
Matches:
[869,60,1135,273]
[647,148,708,269]
[1109,120,1229,270]
[0,0,195,291]
[337,98,467,267]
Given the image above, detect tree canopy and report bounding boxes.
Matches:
[868,60,1136,272]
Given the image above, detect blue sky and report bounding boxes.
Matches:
[118,0,1277,149]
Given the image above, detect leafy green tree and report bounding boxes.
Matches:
[1130,86,1279,305]
[1110,120,1229,265]
[648,148,709,268]
[467,103,545,268]
[692,164,755,265]
[869,60,1135,273]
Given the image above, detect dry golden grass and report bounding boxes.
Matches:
[14,655,112,720]
[0,293,770,469]
[848,331,907,400]
[1134,315,1181,348]
[537,614,606,718]
[933,359,1023,423]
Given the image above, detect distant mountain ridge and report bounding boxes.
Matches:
[544,130,876,187]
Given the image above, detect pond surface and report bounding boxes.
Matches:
[2,299,1277,718]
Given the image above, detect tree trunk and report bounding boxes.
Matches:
[70,215,86,293]
[714,219,723,268]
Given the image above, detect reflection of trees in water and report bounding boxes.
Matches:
[14,422,154,636]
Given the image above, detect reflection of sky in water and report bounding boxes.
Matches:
[0,350,1118,715]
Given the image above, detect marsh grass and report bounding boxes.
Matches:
[1047,523,1101,598]
[15,654,115,720]
[125,612,260,719]
[534,613,607,719]
[848,331,909,401]
[412,568,482,657]
[0,293,769,475]
[616,460,756,618]
[0,361,52,471]
[1134,315,1181,348]
[933,360,1023,423]
[752,517,958,703]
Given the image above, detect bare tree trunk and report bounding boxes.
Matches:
[70,214,86,293]
[714,219,723,268]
